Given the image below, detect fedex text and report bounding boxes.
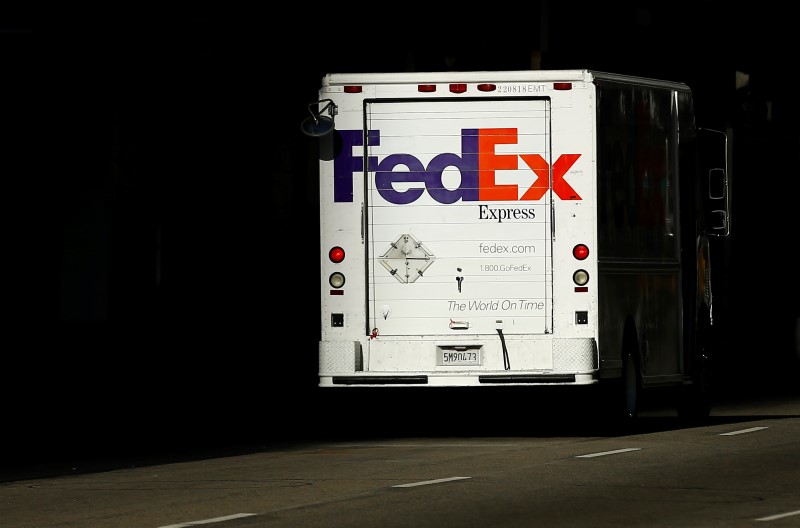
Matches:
[333,128,581,204]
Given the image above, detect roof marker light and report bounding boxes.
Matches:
[477,83,496,92]
[554,82,572,91]
[449,83,467,93]
[418,84,436,92]
[344,85,362,93]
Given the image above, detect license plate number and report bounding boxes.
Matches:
[438,349,481,366]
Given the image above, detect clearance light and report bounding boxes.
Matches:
[329,272,346,288]
[573,269,589,286]
[554,82,572,91]
[418,84,436,92]
[477,84,497,92]
[344,85,362,93]
[449,83,467,93]
[572,244,589,260]
[329,246,345,263]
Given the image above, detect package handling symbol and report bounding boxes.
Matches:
[379,234,436,284]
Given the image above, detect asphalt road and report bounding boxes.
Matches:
[2,391,799,528]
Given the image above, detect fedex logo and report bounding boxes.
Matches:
[332,128,581,204]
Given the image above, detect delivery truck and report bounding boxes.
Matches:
[303,69,730,421]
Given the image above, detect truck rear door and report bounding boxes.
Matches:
[365,98,553,337]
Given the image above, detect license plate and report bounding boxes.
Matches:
[437,348,481,366]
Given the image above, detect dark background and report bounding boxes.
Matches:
[3,5,798,467]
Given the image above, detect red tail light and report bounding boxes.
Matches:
[329,246,345,263]
[572,244,589,260]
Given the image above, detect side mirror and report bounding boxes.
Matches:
[699,127,731,237]
[301,99,337,137]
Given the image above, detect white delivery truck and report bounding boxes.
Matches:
[303,69,730,421]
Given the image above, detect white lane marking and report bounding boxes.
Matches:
[576,448,642,458]
[393,476,471,488]
[756,509,800,521]
[158,513,257,528]
[719,426,769,436]
[340,443,518,448]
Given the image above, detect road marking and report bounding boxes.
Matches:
[341,443,518,448]
[158,513,257,527]
[719,426,769,436]
[756,509,800,521]
[393,476,471,488]
[576,448,642,458]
